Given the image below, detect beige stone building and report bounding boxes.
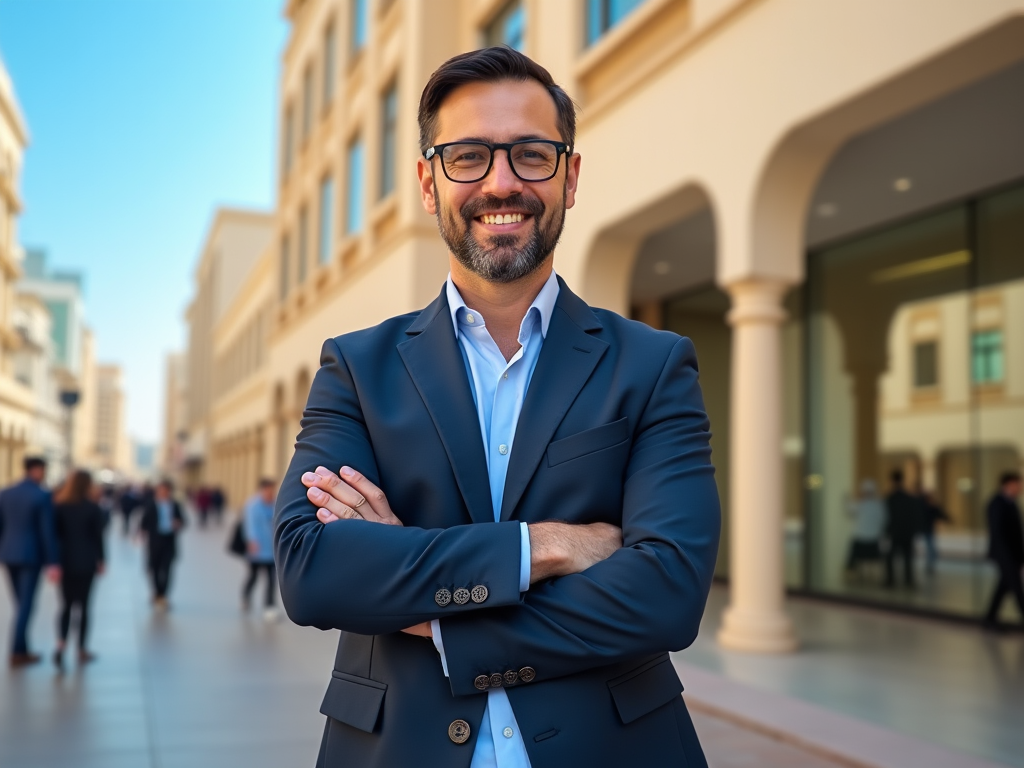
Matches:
[94,364,131,474]
[172,0,1024,646]
[161,352,187,483]
[181,208,275,491]
[0,55,35,484]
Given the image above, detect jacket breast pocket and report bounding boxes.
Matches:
[546,417,630,467]
[320,671,387,733]
[607,655,684,725]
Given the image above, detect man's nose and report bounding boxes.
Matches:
[480,149,524,197]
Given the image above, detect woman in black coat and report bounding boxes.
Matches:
[53,469,106,668]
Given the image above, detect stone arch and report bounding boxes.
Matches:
[579,182,717,316]
[741,16,1024,287]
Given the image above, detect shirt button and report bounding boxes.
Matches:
[503,727,514,739]
[466,313,475,324]
[498,444,508,455]
[503,372,508,379]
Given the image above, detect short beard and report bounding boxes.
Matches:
[436,186,566,284]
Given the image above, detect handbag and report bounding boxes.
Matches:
[228,519,247,558]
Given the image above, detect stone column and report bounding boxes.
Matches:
[717,277,798,653]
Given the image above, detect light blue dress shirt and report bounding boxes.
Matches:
[429,269,560,768]
[156,500,174,535]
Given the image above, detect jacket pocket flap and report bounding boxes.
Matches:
[607,656,683,725]
[320,671,387,733]
[547,417,629,467]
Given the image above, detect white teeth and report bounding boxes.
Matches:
[481,213,525,225]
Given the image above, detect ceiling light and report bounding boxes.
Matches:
[816,203,837,218]
[653,261,671,275]
[871,249,971,283]
[893,177,912,192]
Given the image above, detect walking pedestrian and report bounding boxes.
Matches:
[209,486,226,526]
[983,471,1024,629]
[884,470,921,588]
[52,470,106,669]
[139,479,186,610]
[117,485,140,535]
[241,479,278,622]
[0,456,59,667]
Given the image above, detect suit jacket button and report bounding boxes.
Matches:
[435,589,452,607]
[519,666,536,683]
[474,675,490,691]
[489,673,504,688]
[470,585,488,603]
[503,669,518,685]
[449,719,471,744]
[453,587,470,605]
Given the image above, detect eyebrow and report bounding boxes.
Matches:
[446,134,556,144]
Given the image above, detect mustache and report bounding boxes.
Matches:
[460,194,544,220]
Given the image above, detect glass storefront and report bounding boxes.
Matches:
[663,180,1024,620]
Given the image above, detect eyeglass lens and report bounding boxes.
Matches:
[441,142,560,182]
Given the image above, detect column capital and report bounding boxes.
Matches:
[724,277,792,327]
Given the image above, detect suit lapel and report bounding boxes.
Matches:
[398,290,494,525]
[500,280,608,522]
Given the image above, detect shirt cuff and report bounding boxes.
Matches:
[430,619,449,678]
[519,521,531,593]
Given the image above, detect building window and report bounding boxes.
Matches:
[302,65,314,141]
[282,103,295,177]
[972,329,1004,384]
[298,205,309,283]
[380,83,398,200]
[351,0,368,53]
[484,1,525,50]
[586,0,647,46]
[322,22,336,113]
[346,137,365,235]
[279,234,290,300]
[913,341,938,388]
[319,175,335,264]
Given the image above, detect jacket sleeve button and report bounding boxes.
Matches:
[435,589,452,607]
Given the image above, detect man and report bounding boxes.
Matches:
[918,488,949,576]
[242,479,278,622]
[884,470,920,588]
[983,471,1024,629]
[276,48,720,768]
[0,456,59,667]
[139,479,186,610]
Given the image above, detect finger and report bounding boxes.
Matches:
[307,487,365,522]
[303,468,381,521]
[316,507,341,524]
[339,466,402,525]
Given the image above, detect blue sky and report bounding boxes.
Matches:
[0,0,287,444]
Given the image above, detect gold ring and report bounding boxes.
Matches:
[353,497,366,509]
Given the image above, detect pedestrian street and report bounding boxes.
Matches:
[2,515,1022,768]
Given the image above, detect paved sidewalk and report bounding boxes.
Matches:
[1,521,1014,767]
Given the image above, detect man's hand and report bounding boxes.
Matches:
[528,522,622,583]
[46,565,61,584]
[302,466,403,526]
[303,467,425,635]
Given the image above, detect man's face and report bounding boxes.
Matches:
[260,485,276,504]
[1005,480,1022,499]
[417,79,581,283]
[156,485,171,501]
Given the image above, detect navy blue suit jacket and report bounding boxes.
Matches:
[276,279,720,768]
[0,479,59,567]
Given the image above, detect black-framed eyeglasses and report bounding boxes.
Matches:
[424,139,571,183]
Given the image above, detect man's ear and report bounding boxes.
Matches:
[564,152,582,211]
[417,158,437,215]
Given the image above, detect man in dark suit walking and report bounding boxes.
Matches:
[884,470,921,588]
[276,48,720,768]
[139,479,186,610]
[0,456,59,667]
[983,471,1024,629]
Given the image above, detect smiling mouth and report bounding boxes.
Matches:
[476,213,528,226]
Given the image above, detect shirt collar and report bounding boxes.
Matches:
[446,269,560,340]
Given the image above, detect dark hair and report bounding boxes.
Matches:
[157,478,174,493]
[890,469,904,485]
[54,469,92,506]
[24,456,46,473]
[418,46,577,154]
[259,478,276,489]
[1001,471,1022,486]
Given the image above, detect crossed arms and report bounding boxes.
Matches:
[274,335,720,696]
